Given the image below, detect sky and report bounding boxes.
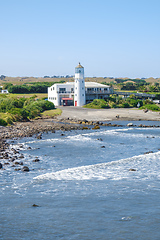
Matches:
[0,0,160,78]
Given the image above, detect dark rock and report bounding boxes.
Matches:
[92,125,100,130]
[129,168,136,171]
[144,151,153,154]
[22,166,30,172]
[14,161,20,165]
[4,162,9,165]
[127,123,133,127]
[97,138,103,141]
[37,133,42,139]
[0,163,2,169]
[15,168,21,171]
[82,126,89,130]
[32,158,40,162]
[32,204,39,207]
[28,147,32,150]
[101,146,105,148]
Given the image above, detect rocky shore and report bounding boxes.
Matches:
[0,115,160,172]
[1,116,160,141]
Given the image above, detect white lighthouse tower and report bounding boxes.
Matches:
[74,62,85,106]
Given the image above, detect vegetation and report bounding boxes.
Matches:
[83,99,109,109]
[41,108,62,117]
[1,81,65,94]
[83,95,160,111]
[0,95,55,126]
[139,104,160,111]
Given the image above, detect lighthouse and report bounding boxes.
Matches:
[74,62,85,106]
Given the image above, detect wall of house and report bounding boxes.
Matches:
[48,83,74,106]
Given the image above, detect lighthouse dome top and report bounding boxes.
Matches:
[75,62,84,68]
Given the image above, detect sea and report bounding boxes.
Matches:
[1,120,160,240]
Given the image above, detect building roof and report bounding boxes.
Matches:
[49,82,110,88]
[85,82,110,88]
[75,62,84,68]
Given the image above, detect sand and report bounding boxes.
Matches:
[58,106,160,121]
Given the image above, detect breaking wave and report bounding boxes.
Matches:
[34,151,160,181]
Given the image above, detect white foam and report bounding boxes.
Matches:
[34,151,160,181]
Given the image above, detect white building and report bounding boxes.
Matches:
[48,63,113,106]
[1,89,9,94]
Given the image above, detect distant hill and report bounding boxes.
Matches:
[0,76,160,86]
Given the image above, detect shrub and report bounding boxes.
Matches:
[140,104,160,111]
[84,99,109,109]
[0,118,7,126]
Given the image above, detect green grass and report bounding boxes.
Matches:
[0,112,13,125]
[41,108,62,117]
[8,93,48,99]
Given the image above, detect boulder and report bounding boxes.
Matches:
[97,138,103,141]
[32,158,40,162]
[144,151,153,154]
[129,168,136,171]
[83,127,89,130]
[92,125,100,130]
[22,166,30,172]
[127,123,133,127]
[32,204,39,207]
[37,133,42,139]
[0,163,2,169]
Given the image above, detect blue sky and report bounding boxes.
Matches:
[0,0,160,78]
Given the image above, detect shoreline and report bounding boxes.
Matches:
[0,107,160,141]
[0,108,160,172]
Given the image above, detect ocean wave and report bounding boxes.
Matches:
[34,151,160,181]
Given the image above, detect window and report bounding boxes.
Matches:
[59,88,66,92]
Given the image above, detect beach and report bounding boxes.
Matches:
[58,106,160,121]
[0,107,160,140]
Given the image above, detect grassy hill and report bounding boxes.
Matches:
[1,76,160,87]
